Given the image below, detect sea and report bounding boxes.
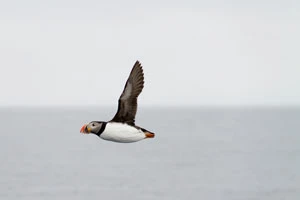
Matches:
[0,106,299,200]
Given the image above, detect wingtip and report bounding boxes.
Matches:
[132,60,144,73]
[135,60,142,66]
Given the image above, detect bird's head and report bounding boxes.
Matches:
[80,121,105,135]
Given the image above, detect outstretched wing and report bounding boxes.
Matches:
[110,61,144,125]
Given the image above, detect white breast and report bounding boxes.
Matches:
[100,122,146,143]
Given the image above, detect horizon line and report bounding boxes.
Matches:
[1,104,300,109]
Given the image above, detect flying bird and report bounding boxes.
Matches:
[80,61,155,143]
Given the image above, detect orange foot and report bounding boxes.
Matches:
[145,132,155,138]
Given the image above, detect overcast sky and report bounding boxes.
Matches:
[0,0,299,107]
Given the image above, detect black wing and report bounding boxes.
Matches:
[110,61,144,125]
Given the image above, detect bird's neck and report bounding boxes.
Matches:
[94,122,107,136]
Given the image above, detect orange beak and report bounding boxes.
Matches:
[80,124,88,134]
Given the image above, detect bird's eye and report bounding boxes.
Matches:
[92,123,95,127]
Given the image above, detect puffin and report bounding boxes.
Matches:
[80,61,155,143]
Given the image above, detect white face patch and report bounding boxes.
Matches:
[121,82,132,100]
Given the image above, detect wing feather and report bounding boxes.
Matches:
[110,61,144,125]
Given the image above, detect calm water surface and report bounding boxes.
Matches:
[0,107,299,200]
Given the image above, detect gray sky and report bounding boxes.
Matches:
[0,0,299,106]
